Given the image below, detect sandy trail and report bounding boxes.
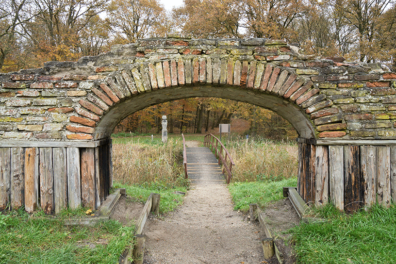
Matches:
[143,143,265,264]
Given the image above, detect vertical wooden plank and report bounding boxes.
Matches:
[25,148,38,213]
[315,146,329,206]
[0,148,11,210]
[109,139,113,189]
[53,148,67,214]
[297,143,302,194]
[11,147,24,210]
[67,147,81,209]
[329,146,344,211]
[344,145,361,213]
[377,146,391,208]
[361,146,376,207]
[95,147,101,209]
[40,148,54,214]
[81,148,95,209]
[303,143,310,202]
[308,144,316,204]
[390,146,396,204]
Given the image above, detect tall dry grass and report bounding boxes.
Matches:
[112,138,185,186]
[225,138,298,182]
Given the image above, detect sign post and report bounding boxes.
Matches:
[162,115,168,143]
[219,124,231,142]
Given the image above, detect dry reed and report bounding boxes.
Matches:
[225,138,298,182]
[112,138,184,186]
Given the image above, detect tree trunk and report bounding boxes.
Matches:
[193,105,200,133]
[196,104,205,134]
[215,110,226,127]
[180,103,185,133]
[205,109,210,132]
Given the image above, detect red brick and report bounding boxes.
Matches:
[67,133,93,140]
[163,61,172,87]
[75,107,100,122]
[260,65,273,91]
[284,79,304,98]
[79,99,104,115]
[255,47,277,54]
[383,73,396,79]
[296,88,320,105]
[11,74,35,81]
[247,61,257,88]
[183,49,202,55]
[267,67,281,92]
[148,63,158,89]
[227,59,233,85]
[280,62,291,67]
[70,115,96,127]
[240,61,249,87]
[95,66,118,73]
[64,75,87,81]
[0,92,16,97]
[136,52,145,57]
[310,108,339,119]
[290,81,313,101]
[87,75,105,80]
[55,82,78,88]
[318,131,347,138]
[66,125,94,134]
[354,74,379,81]
[344,114,373,121]
[366,82,390,87]
[48,107,74,113]
[166,40,189,46]
[193,59,199,84]
[92,88,113,106]
[99,83,119,103]
[178,59,185,85]
[200,59,206,83]
[254,55,266,61]
[3,82,27,88]
[279,47,291,52]
[171,60,178,86]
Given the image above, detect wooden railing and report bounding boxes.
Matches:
[182,134,188,179]
[204,134,235,184]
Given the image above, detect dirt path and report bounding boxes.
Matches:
[143,143,265,264]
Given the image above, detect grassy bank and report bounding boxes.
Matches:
[292,204,396,263]
[0,209,134,264]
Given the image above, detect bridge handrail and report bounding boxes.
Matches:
[182,133,188,179]
[203,134,235,184]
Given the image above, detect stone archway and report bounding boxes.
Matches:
[1,37,396,214]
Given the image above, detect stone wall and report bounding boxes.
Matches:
[0,36,395,142]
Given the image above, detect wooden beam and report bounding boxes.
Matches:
[136,194,153,235]
[24,148,38,213]
[0,148,11,210]
[67,147,81,209]
[391,146,396,204]
[344,145,361,213]
[360,146,376,207]
[81,148,96,209]
[308,144,316,204]
[288,188,309,218]
[377,146,391,208]
[11,147,24,210]
[95,147,101,209]
[53,148,67,214]
[329,146,344,211]
[315,146,329,206]
[316,139,396,146]
[0,139,110,148]
[40,148,54,214]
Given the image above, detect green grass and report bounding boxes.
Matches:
[228,177,298,212]
[114,182,188,214]
[0,209,135,264]
[292,204,396,263]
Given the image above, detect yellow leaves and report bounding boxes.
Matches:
[85,209,93,215]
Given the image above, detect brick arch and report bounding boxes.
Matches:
[1,37,396,215]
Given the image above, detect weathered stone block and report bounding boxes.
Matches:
[55,82,78,88]
[306,100,333,114]
[338,83,364,88]
[0,124,14,131]
[42,91,66,97]
[218,40,239,46]
[70,115,96,127]
[314,113,343,125]
[59,98,73,107]
[88,75,105,80]
[43,123,64,131]
[26,116,48,122]
[360,104,385,111]
[377,130,396,137]
[354,74,379,81]
[296,69,319,75]
[267,55,290,61]
[0,109,18,116]
[344,114,373,120]
[366,82,390,87]
[32,99,57,106]
[38,76,62,81]
[2,82,27,89]
[166,40,189,46]
[375,113,390,119]
[0,117,23,122]
[79,81,95,89]
[17,125,43,131]
[17,91,39,97]
[317,123,347,131]
[35,132,62,139]
[51,113,68,122]
[2,132,32,139]
[30,82,54,89]
[48,107,74,114]
[11,74,35,81]
[6,99,31,107]
[182,49,202,55]
[319,83,337,89]
[334,98,355,104]
[230,49,253,56]
[67,91,87,97]
[20,108,46,115]
[265,40,287,46]
[363,121,392,129]
[347,122,362,130]
[0,92,15,97]
[350,131,376,137]
[95,66,118,73]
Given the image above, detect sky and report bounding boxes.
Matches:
[159,0,184,11]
